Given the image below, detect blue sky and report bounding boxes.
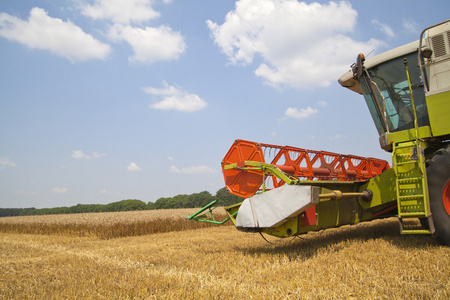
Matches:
[1,0,448,209]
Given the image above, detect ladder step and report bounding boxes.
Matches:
[396,161,418,166]
[399,211,428,218]
[398,217,432,235]
[398,195,424,200]
[398,177,422,183]
[401,229,432,235]
[399,199,422,206]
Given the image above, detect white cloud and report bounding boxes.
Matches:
[72,150,106,159]
[329,134,344,140]
[72,150,85,159]
[0,8,111,62]
[402,18,418,34]
[81,0,160,25]
[371,19,395,39]
[170,165,182,174]
[285,107,318,119]
[145,81,207,112]
[207,0,383,89]
[79,0,184,64]
[127,162,141,172]
[0,157,16,169]
[317,101,327,107]
[99,188,118,195]
[170,165,216,174]
[108,24,185,64]
[52,187,68,194]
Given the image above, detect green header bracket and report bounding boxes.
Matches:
[186,199,235,224]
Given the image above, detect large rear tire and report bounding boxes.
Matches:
[426,145,450,246]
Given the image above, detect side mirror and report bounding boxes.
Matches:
[352,53,365,80]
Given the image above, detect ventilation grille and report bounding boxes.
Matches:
[431,32,449,58]
[448,30,450,51]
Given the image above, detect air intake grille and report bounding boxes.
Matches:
[431,33,447,58]
[448,31,450,51]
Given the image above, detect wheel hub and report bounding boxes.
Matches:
[443,179,450,216]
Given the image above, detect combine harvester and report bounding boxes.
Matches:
[188,20,450,246]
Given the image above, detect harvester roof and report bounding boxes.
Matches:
[338,40,419,94]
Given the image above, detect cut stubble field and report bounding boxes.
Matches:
[0,209,449,299]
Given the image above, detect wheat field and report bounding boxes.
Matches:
[0,210,449,299]
[0,208,228,239]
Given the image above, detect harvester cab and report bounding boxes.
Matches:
[339,20,450,150]
[188,20,450,246]
[339,20,450,245]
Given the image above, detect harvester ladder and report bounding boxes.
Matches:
[392,140,434,234]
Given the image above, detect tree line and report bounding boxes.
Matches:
[0,187,243,217]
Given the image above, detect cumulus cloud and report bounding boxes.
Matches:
[402,18,418,34]
[145,81,207,112]
[329,134,344,140]
[371,19,395,38]
[108,24,185,64]
[79,0,184,64]
[317,101,327,107]
[99,188,119,195]
[72,150,106,159]
[81,0,160,25]
[169,165,182,174]
[207,0,383,89]
[52,187,68,194]
[170,165,216,174]
[0,157,16,169]
[0,7,111,62]
[127,162,141,172]
[285,107,318,119]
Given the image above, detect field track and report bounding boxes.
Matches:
[0,210,449,299]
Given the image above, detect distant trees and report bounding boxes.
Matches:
[0,199,147,217]
[105,199,147,212]
[150,191,215,209]
[148,188,243,210]
[0,188,244,217]
[215,187,245,206]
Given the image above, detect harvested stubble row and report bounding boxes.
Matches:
[0,209,230,239]
[1,217,449,299]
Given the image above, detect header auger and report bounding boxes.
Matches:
[188,20,450,246]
